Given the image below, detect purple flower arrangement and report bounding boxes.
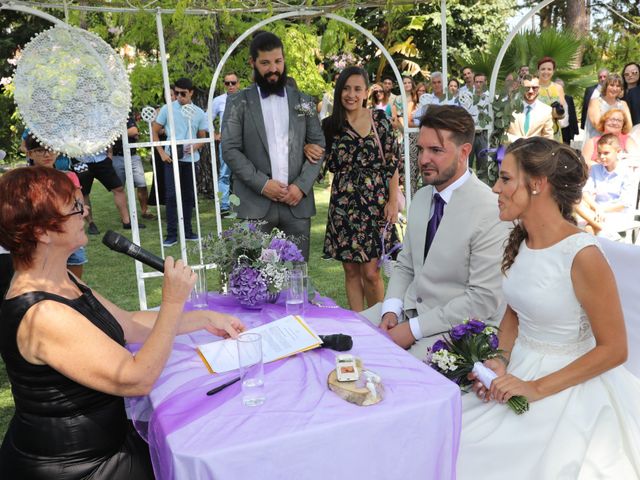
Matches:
[426,318,529,415]
[202,221,303,307]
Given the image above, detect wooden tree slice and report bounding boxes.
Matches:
[327,362,384,406]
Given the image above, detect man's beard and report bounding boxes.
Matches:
[421,154,460,187]
[254,65,288,94]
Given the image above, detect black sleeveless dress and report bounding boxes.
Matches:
[0,277,154,479]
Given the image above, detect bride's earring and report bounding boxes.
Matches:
[532,190,538,195]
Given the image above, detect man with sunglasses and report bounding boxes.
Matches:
[222,31,325,260]
[507,75,554,142]
[152,77,209,247]
[210,72,240,217]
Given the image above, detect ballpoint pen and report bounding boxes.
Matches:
[206,376,241,396]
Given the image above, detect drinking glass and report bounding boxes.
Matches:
[292,261,308,302]
[286,268,305,316]
[190,267,208,309]
[237,333,266,407]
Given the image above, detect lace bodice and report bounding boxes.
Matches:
[502,233,601,351]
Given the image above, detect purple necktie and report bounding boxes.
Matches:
[424,193,445,261]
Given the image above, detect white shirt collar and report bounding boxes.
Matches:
[433,169,471,204]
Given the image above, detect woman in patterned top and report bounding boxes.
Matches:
[322,66,401,312]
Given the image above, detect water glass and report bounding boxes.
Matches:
[286,268,305,316]
[190,267,208,309]
[292,261,308,301]
[237,333,266,407]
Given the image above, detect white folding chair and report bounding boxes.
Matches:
[598,238,640,378]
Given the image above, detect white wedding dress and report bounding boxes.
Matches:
[457,233,640,479]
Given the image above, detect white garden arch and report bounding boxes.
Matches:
[1,0,549,308]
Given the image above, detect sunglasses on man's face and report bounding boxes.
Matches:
[175,90,190,97]
[224,81,238,86]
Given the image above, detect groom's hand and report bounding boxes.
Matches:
[281,184,303,206]
[380,312,398,331]
[262,180,288,202]
[387,322,415,349]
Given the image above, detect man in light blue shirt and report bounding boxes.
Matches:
[152,77,209,247]
[210,72,239,216]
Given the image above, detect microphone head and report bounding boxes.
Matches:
[320,334,353,352]
[102,230,130,254]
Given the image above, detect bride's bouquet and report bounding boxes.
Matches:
[425,318,529,415]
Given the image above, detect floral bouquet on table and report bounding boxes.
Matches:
[202,221,304,308]
[425,318,529,415]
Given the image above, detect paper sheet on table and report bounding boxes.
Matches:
[197,315,322,374]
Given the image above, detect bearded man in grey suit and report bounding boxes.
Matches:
[222,32,325,259]
[363,104,509,360]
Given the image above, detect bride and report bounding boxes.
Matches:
[457,137,640,478]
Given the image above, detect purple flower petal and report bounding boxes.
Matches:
[432,340,448,352]
[450,324,469,341]
[467,319,486,334]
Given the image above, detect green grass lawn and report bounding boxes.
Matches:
[0,173,349,439]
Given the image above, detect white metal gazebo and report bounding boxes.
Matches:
[0,0,552,308]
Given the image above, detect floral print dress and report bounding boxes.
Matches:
[323,109,401,263]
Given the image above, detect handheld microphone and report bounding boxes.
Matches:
[102,230,165,273]
[319,334,353,352]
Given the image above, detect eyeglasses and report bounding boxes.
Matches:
[606,118,624,124]
[224,81,238,86]
[62,198,85,218]
[175,90,189,97]
[28,148,55,156]
[524,86,540,91]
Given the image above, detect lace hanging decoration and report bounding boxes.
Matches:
[13,25,131,158]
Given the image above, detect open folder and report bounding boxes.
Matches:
[197,315,323,374]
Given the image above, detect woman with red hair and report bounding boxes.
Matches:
[581,108,639,166]
[0,167,244,479]
[536,56,567,143]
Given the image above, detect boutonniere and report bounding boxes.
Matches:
[294,100,316,117]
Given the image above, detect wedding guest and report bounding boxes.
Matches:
[536,56,567,142]
[322,66,401,312]
[0,166,244,479]
[581,108,639,166]
[369,82,391,118]
[415,82,428,100]
[581,68,609,130]
[392,75,418,129]
[448,78,460,98]
[221,31,325,260]
[460,66,474,95]
[554,79,579,145]
[25,134,88,279]
[459,137,640,478]
[584,74,633,142]
[577,134,637,237]
[361,105,508,359]
[622,62,640,97]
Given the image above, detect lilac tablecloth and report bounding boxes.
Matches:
[126,293,461,480]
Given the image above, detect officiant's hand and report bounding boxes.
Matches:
[469,358,506,402]
[162,257,197,306]
[262,179,288,202]
[490,374,542,404]
[282,184,303,206]
[203,312,245,339]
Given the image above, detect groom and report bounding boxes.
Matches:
[363,105,509,360]
[221,31,325,260]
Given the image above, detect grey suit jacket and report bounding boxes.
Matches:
[385,174,509,337]
[221,84,325,219]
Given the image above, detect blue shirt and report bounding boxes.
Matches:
[156,101,209,163]
[210,93,228,132]
[585,163,635,210]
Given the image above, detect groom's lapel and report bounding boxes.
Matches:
[246,85,269,154]
[286,85,300,166]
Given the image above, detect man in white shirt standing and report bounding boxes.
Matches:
[222,31,325,259]
[210,72,240,216]
[507,75,554,142]
[361,105,508,360]
[459,66,474,96]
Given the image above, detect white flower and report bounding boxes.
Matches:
[294,101,316,117]
[483,326,497,335]
[431,350,460,372]
[259,248,280,263]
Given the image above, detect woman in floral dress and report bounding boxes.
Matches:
[322,66,401,312]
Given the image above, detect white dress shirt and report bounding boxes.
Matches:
[381,169,472,340]
[258,87,289,185]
